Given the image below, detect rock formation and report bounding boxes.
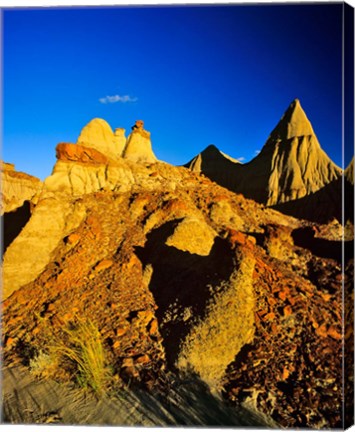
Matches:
[122,120,157,163]
[77,118,126,160]
[184,144,241,190]
[273,156,354,224]
[1,161,42,214]
[2,116,352,429]
[241,99,342,205]
[186,99,343,212]
[1,161,43,253]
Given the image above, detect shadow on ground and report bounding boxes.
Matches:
[2,366,271,427]
[135,220,236,368]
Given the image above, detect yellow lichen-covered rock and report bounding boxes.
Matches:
[165,217,217,256]
[77,118,126,160]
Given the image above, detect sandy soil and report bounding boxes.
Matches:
[1,365,274,427]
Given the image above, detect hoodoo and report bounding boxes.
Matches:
[77,118,126,159]
[122,120,157,163]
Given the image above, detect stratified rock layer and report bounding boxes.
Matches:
[1,161,42,214]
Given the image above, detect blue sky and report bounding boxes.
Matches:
[2,3,351,180]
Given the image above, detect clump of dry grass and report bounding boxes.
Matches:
[30,319,111,395]
[54,319,111,394]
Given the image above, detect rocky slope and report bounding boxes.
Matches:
[273,157,354,224]
[2,118,352,429]
[186,99,343,221]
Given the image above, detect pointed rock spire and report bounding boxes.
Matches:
[185,99,342,210]
[270,99,315,141]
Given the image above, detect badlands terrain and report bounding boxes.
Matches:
[1,100,354,428]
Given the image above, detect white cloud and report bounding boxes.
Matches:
[255,150,260,155]
[237,157,246,162]
[99,94,138,104]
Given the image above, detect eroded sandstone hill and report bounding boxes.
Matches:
[185,145,241,189]
[2,118,353,428]
[186,99,343,222]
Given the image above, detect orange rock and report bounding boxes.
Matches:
[138,310,154,325]
[327,326,342,340]
[282,367,290,380]
[56,143,109,164]
[5,337,15,347]
[271,323,278,334]
[164,199,188,212]
[257,309,268,318]
[113,340,120,349]
[247,235,257,246]
[321,293,332,302]
[94,259,113,273]
[278,291,288,301]
[311,318,319,329]
[283,305,292,316]
[150,320,159,335]
[135,354,151,365]
[47,303,56,313]
[288,295,299,306]
[264,312,276,321]
[315,323,328,338]
[62,312,73,322]
[116,327,127,337]
[32,327,40,335]
[267,297,277,307]
[67,233,81,245]
[228,230,248,246]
